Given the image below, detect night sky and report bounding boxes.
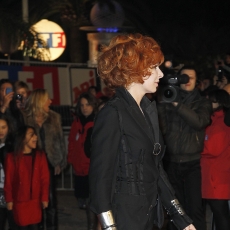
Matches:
[1,0,230,64]
[117,0,230,60]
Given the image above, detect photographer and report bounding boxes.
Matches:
[14,80,29,110]
[0,79,24,133]
[157,66,212,230]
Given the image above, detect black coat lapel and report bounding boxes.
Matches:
[145,101,160,143]
[126,106,155,145]
[115,87,155,145]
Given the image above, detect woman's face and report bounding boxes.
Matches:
[80,97,94,117]
[142,66,163,93]
[0,119,8,142]
[43,96,52,113]
[212,102,219,110]
[24,128,38,151]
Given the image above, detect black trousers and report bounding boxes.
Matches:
[0,207,7,229]
[164,159,206,230]
[207,199,230,230]
[17,224,39,230]
[74,175,89,199]
[39,164,57,230]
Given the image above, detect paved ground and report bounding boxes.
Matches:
[57,190,169,230]
[57,190,213,230]
[58,190,88,230]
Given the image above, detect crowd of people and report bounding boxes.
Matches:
[0,32,230,230]
[0,82,66,230]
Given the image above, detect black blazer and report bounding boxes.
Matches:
[89,87,192,229]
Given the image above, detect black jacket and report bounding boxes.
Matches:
[158,89,212,163]
[89,87,192,230]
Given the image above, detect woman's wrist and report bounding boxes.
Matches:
[0,105,7,113]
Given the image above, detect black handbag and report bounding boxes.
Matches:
[153,196,164,229]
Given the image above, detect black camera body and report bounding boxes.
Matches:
[217,66,224,81]
[157,74,189,103]
[15,94,23,102]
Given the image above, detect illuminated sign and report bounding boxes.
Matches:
[33,19,66,61]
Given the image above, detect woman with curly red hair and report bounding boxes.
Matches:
[89,33,195,230]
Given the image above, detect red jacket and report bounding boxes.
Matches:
[201,110,230,199]
[68,117,94,176]
[4,151,50,226]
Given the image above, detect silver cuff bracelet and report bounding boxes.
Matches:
[171,199,185,215]
[97,210,116,229]
[103,227,117,230]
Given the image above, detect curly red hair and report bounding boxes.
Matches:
[97,33,164,89]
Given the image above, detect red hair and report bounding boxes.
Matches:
[97,33,164,89]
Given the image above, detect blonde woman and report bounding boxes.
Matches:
[23,88,67,230]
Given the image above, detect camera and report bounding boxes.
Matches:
[15,94,23,102]
[157,74,189,103]
[217,66,224,82]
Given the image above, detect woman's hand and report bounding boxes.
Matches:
[183,224,196,230]
[172,102,178,107]
[54,165,61,175]
[42,201,49,209]
[6,202,13,210]
[0,91,14,113]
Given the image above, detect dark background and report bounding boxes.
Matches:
[0,0,230,72]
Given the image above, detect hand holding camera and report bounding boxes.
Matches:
[157,74,189,103]
[1,87,14,112]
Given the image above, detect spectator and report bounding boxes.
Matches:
[14,81,29,109]
[68,92,98,230]
[0,79,14,109]
[158,65,212,230]
[4,125,50,229]
[215,53,230,74]
[201,89,230,230]
[0,115,15,230]
[88,86,104,100]
[88,86,97,97]
[0,79,24,133]
[23,89,67,230]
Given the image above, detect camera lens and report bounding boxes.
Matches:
[159,85,178,103]
[16,94,23,102]
[164,89,174,98]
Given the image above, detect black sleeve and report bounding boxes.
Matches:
[84,127,93,158]
[175,98,212,130]
[89,105,120,214]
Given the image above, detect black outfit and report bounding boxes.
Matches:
[80,114,98,230]
[17,225,39,230]
[89,87,193,230]
[74,114,94,201]
[207,199,230,230]
[158,88,212,230]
